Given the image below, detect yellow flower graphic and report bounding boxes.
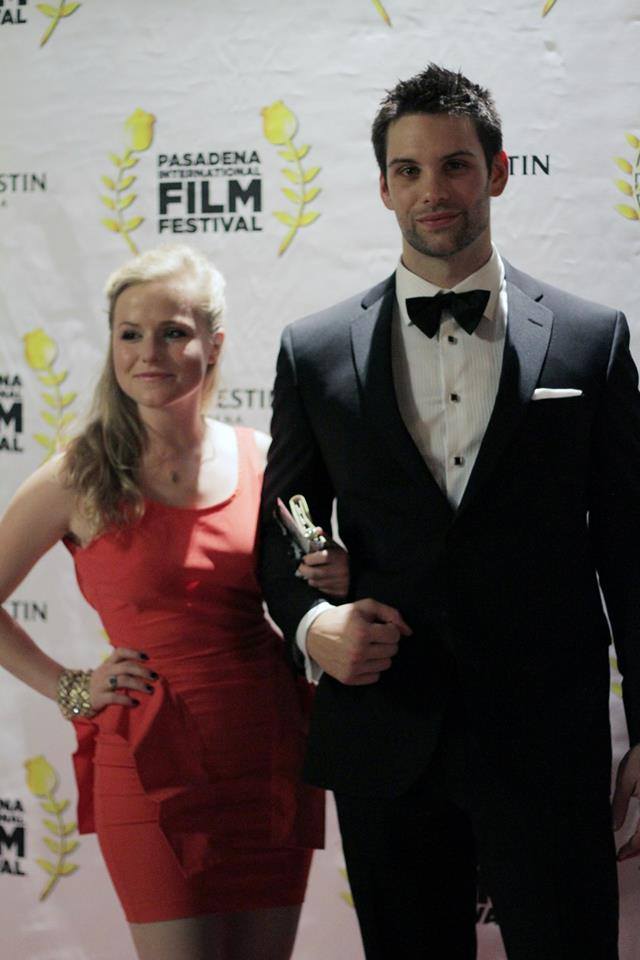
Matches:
[25,754,80,900]
[100,108,156,254]
[610,656,622,699]
[612,133,640,222]
[23,328,77,461]
[25,756,57,796]
[125,108,156,152]
[23,329,57,371]
[262,102,298,146]
[37,1,81,48]
[261,101,322,256]
[371,0,392,25]
[541,0,558,13]
[339,867,355,908]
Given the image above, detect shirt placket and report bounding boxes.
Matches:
[439,311,467,504]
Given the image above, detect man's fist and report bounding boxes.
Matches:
[306,598,412,685]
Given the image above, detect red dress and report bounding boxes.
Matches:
[64,427,324,923]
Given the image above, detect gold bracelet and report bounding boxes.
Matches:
[56,669,96,720]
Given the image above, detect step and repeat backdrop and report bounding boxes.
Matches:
[2,1,640,958]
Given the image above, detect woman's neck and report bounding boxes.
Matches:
[140,405,207,459]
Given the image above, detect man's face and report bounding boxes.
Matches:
[380,112,508,272]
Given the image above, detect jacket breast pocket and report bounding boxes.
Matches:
[520,393,591,474]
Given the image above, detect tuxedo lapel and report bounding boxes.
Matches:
[350,279,452,512]
[456,276,553,518]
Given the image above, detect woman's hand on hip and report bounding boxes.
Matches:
[89,648,158,712]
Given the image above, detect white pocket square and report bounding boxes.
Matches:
[532,388,583,401]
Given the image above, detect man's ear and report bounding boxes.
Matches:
[380,171,393,210]
[489,150,509,198]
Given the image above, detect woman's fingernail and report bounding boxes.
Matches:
[149,671,158,680]
[131,698,140,706]
[145,683,154,693]
[139,652,149,661]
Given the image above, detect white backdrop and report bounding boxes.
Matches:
[2,1,640,957]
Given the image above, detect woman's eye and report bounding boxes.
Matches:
[120,330,139,341]
[164,328,187,340]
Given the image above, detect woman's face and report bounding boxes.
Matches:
[111,273,223,414]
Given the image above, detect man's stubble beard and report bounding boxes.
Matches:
[402,195,491,261]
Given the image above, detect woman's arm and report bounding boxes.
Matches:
[0,457,76,699]
[0,457,154,711]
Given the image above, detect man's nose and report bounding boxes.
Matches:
[420,170,450,205]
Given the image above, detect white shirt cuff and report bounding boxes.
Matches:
[295,601,334,683]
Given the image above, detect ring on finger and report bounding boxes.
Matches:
[108,675,118,690]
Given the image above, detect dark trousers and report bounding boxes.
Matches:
[335,760,619,960]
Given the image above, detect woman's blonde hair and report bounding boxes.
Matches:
[62,244,225,537]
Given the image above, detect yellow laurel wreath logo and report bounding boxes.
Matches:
[371,0,392,25]
[100,108,156,255]
[541,0,558,14]
[339,866,355,908]
[37,1,81,47]
[261,101,322,256]
[23,329,77,461]
[24,756,79,900]
[613,133,640,222]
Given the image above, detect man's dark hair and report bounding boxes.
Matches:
[371,64,503,178]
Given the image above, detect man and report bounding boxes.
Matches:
[259,64,640,960]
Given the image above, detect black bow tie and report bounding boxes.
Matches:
[406,289,490,339]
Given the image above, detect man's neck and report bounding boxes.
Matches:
[401,237,494,289]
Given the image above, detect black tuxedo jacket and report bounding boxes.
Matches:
[259,262,640,805]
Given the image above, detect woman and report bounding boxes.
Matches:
[0,244,348,960]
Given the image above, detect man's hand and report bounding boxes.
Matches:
[306,598,412,685]
[612,744,640,860]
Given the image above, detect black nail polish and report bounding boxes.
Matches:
[139,652,149,661]
[149,671,158,680]
[145,683,154,693]
[131,698,140,706]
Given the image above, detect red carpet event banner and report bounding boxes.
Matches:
[1,1,639,957]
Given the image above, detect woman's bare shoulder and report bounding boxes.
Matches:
[5,453,74,514]
[251,429,271,466]
[0,454,77,600]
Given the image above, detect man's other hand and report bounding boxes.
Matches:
[306,598,412,685]
[612,744,640,859]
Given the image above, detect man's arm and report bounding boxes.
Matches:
[259,325,411,681]
[590,313,640,741]
[589,312,640,852]
[259,325,340,663]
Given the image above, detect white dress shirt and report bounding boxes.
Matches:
[296,247,509,676]
[392,246,507,507]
